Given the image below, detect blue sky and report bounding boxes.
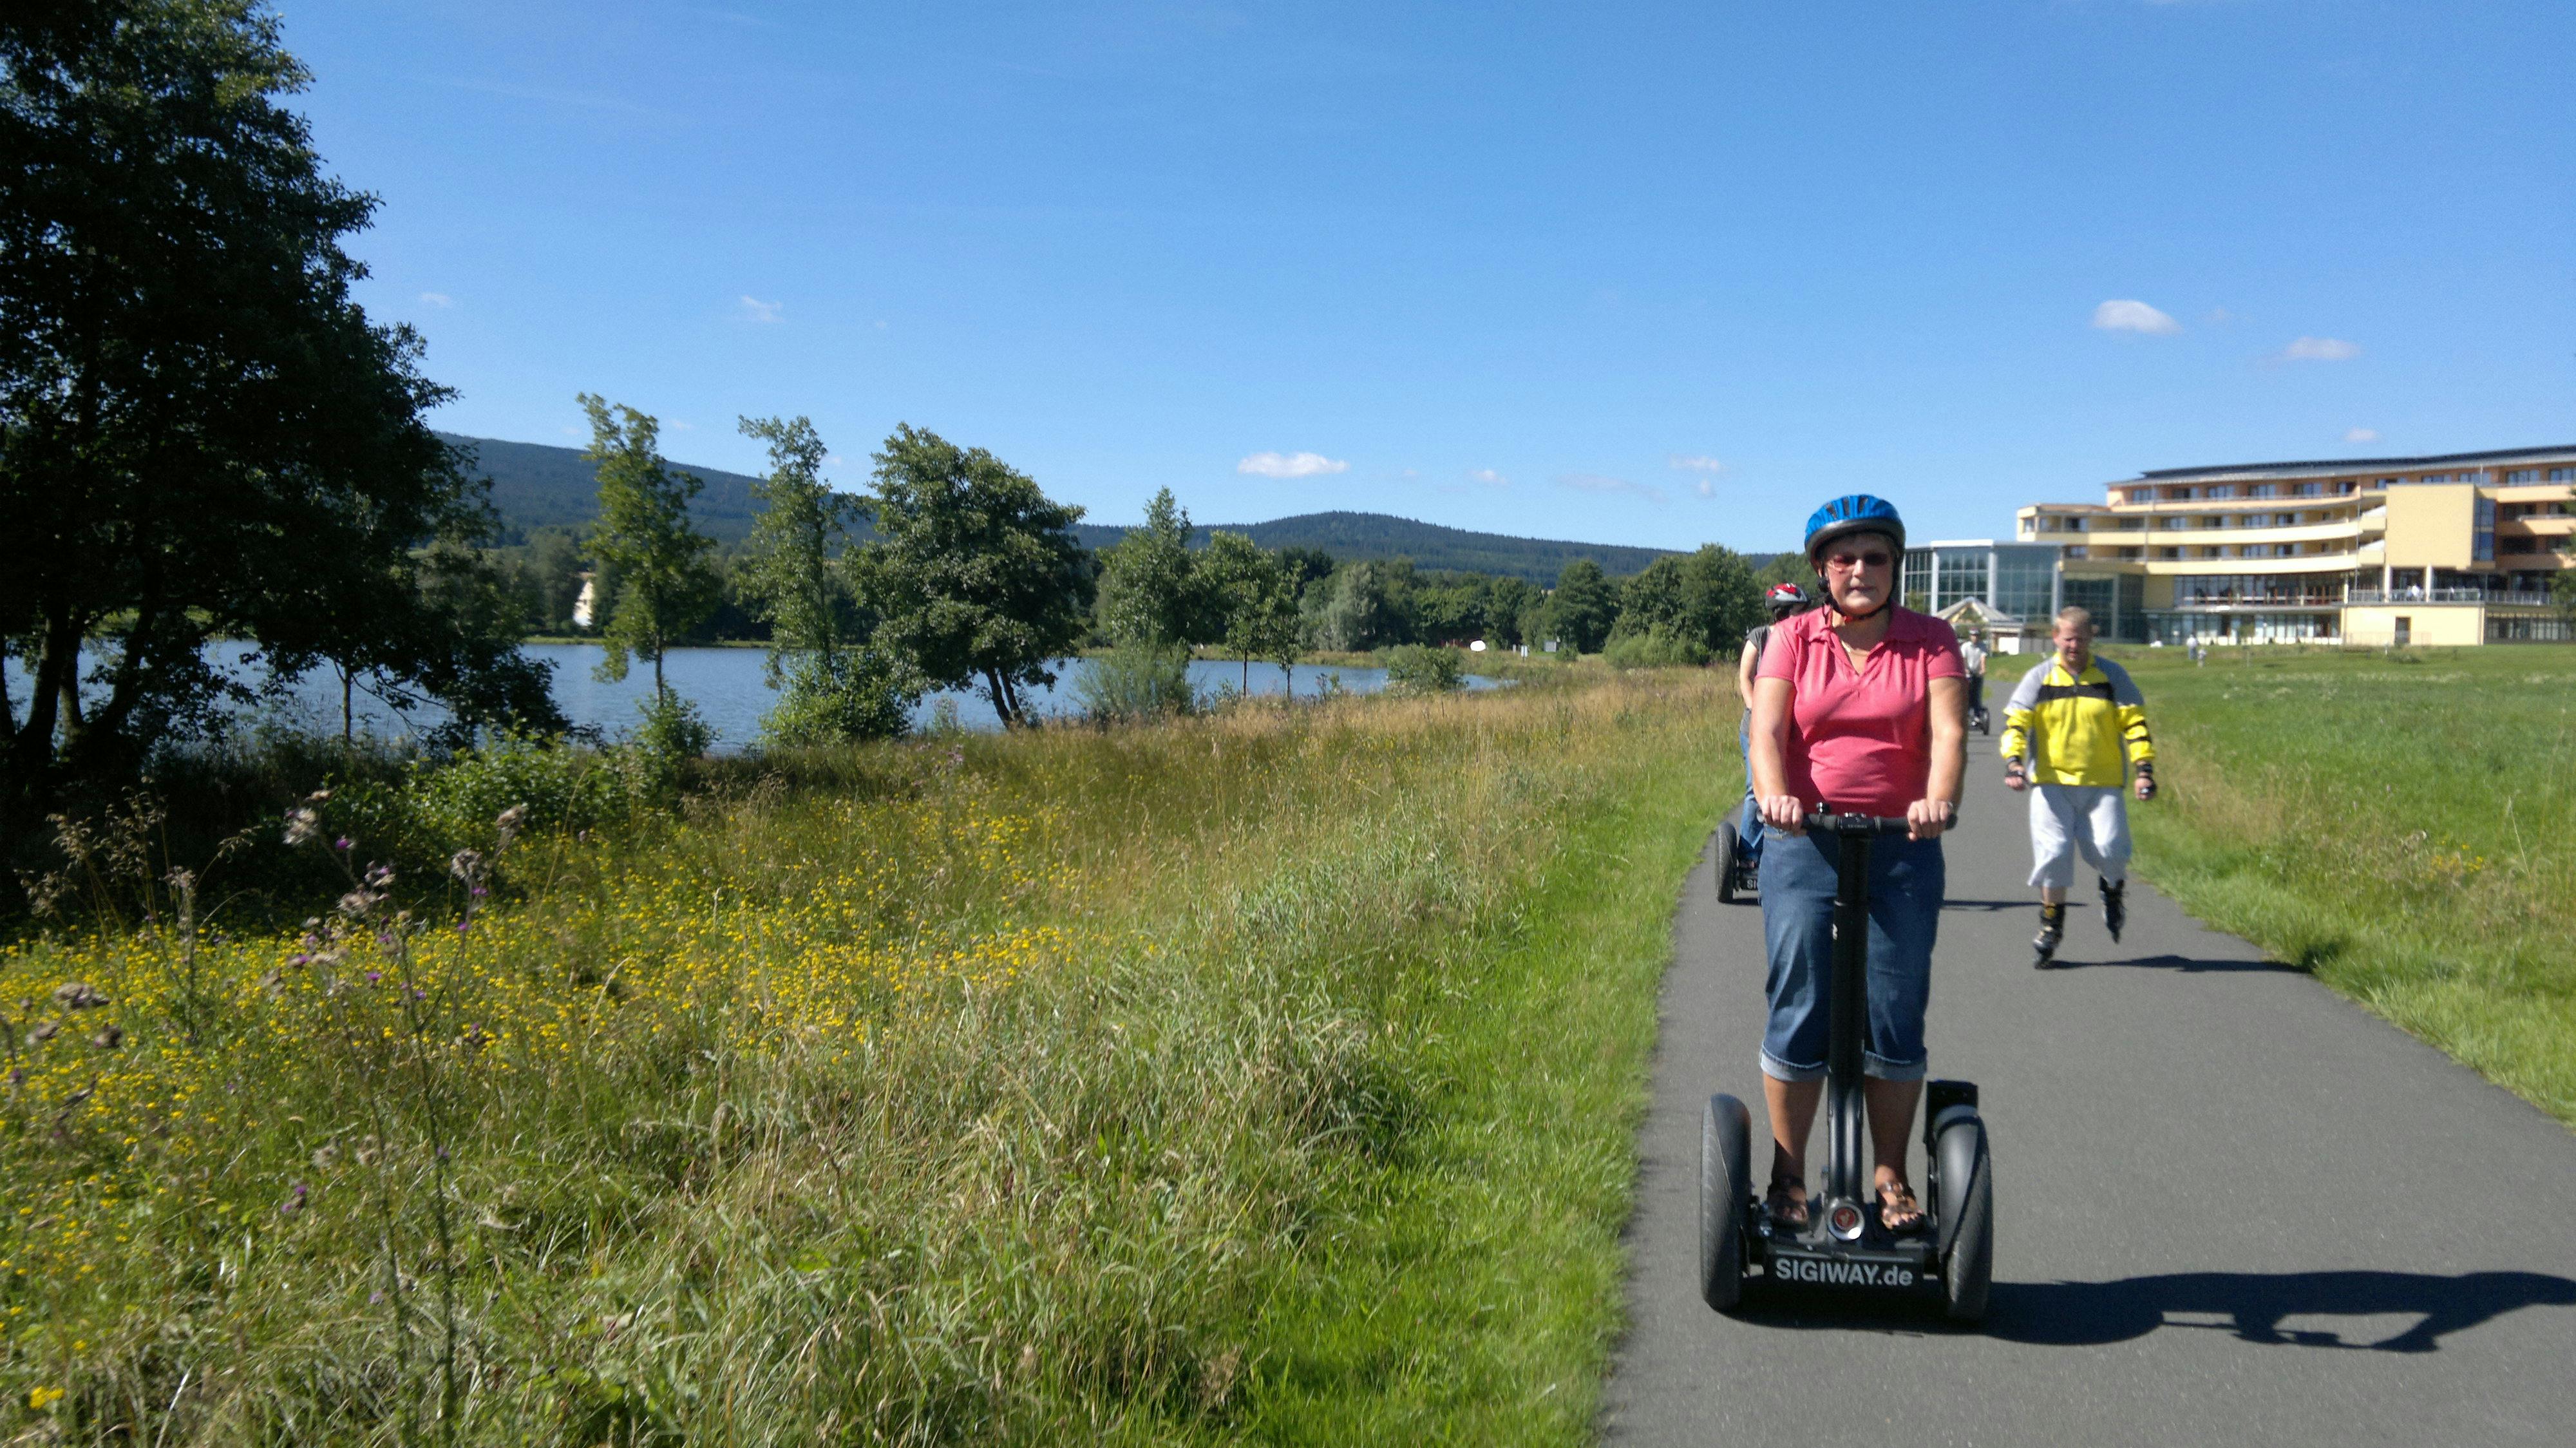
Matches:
[286,0,2573,553]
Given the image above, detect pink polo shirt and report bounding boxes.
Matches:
[1755,606,1964,819]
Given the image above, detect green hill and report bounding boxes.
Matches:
[445,433,1688,582]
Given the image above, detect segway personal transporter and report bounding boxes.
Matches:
[1700,811,1994,1322]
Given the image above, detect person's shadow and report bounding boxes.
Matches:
[1988,1270,2576,1352]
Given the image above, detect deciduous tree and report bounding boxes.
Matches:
[736,414,916,744]
[848,426,1092,727]
[580,394,717,698]
[0,0,558,829]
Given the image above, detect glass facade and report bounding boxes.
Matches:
[1994,548,2058,623]
[1900,542,2062,624]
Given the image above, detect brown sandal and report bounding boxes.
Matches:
[1765,1177,1811,1230]
[1875,1177,1926,1233]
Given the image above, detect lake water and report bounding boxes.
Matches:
[8,643,1499,752]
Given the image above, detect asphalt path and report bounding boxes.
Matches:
[1603,761,2576,1446]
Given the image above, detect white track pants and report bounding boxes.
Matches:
[2027,784,2131,890]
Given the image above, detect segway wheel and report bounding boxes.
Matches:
[1933,1112,1993,1323]
[1716,823,1740,905]
[1699,1094,1752,1312]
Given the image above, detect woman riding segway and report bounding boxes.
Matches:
[1745,495,1965,1235]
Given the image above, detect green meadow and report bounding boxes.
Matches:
[2110,643,2576,1126]
[3,672,1732,1445]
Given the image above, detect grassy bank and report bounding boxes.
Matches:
[3,671,1732,1443]
[2108,644,2576,1125]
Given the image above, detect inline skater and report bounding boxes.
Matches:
[1747,496,1964,1232]
[1733,581,1814,878]
[2000,607,2156,967]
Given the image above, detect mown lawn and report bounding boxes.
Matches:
[3,670,1732,1444]
[2105,643,2576,1127]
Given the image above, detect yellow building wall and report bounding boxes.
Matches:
[2342,605,2486,647]
[2381,484,2478,569]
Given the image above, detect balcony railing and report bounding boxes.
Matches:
[2172,595,2344,609]
[2344,589,2559,607]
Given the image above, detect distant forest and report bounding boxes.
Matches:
[446,433,1700,584]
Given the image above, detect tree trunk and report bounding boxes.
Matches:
[340,663,354,744]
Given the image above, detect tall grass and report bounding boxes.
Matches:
[2,670,1734,1443]
[2111,644,2576,1125]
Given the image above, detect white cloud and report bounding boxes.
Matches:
[1694,479,1717,499]
[2278,336,2361,362]
[1400,468,1420,479]
[419,291,453,308]
[1468,468,1508,488]
[2092,299,2182,336]
[2205,306,2234,324]
[1667,453,1726,474]
[1236,451,1349,479]
[668,419,694,430]
[2345,428,2380,444]
[738,294,784,323]
[1556,472,1667,504]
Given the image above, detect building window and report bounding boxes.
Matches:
[1901,549,1932,611]
[2249,483,2277,498]
[2505,469,2539,484]
[2295,482,2322,497]
[2378,477,2401,488]
[2166,486,2194,501]
[2550,468,2574,483]
[2206,484,2233,499]
[2474,495,2496,563]
[2275,514,2296,527]
[2157,548,2179,559]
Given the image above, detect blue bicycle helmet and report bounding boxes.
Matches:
[1803,495,1906,560]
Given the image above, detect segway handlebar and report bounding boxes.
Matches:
[1801,810,1934,837]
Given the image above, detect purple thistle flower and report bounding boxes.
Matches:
[334,837,352,852]
[364,971,382,986]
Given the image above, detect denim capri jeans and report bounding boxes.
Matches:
[1757,826,1945,1083]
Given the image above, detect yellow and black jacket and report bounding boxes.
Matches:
[1998,656,2153,787]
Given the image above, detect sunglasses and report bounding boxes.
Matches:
[1823,550,1893,573]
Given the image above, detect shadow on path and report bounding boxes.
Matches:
[2049,952,2302,975]
[1987,1270,2576,1351]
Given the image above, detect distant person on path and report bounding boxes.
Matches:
[1734,581,1813,875]
[2000,607,2156,967]
[1748,496,1964,1233]
[1959,627,1990,724]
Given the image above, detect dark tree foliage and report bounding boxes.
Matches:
[1540,559,1620,654]
[0,0,558,826]
[1612,544,1766,656]
[848,425,1092,727]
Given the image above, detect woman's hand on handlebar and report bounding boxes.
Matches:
[1757,794,1809,835]
[1904,797,1958,841]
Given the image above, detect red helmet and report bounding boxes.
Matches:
[1765,582,1811,614]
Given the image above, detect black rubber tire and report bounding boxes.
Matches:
[1716,823,1740,904]
[1700,1094,1752,1312]
[1935,1114,1993,1324]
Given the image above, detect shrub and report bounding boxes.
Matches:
[1074,640,1196,721]
[1382,643,1464,695]
[758,655,915,749]
[1604,624,1712,670]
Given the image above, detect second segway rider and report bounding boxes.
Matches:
[2000,606,2156,967]
[1959,627,1989,730]
[1734,582,1814,879]
[1748,496,1965,1232]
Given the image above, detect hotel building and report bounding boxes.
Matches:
[2004,446,2575,647]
